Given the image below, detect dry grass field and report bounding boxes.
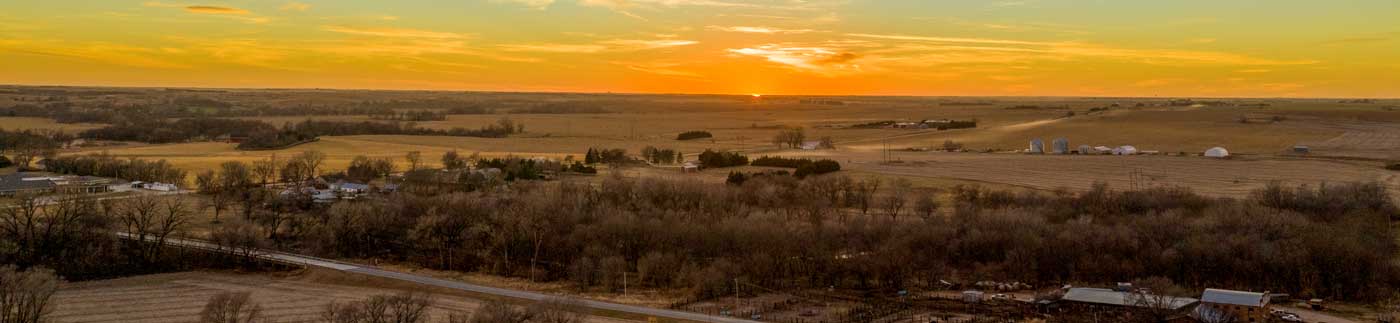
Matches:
[50,270,634,323]
[4,91,1389,198]
[0,117,103,132]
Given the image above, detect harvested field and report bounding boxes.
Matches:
[49,271,633,323]
[830,151,1400,198]
[0,117,103,132]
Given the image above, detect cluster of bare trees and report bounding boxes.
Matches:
[772,127,806,149]
[0,265,60,323]
[43,153,188,184]
[1,194,198,280]
[195,291,587,323]
[252,174,1395,301]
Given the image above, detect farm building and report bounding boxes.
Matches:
[334,182,370,195]
[1204,147,1230,158]
[682,162,700,173]
[962,291,985,303]
[1052,138,1070,154]
[1112,145,1138,155]
[1077,145,1093,155]
[0,173,57,197]
[1029,138,1045,154]
[1093,146,1113,154]
[1059,288,1198,312]
[1292,145,1311,154]
[800,141,822,150]
[1196,289,1270,323]
[143,182,179,191]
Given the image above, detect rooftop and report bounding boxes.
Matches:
[0,173,57,192]
[1200,289,1266,307]
[1061,288,1198,311]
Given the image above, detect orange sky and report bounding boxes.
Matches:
[1,1,1398,97]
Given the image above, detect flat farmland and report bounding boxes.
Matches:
[0,117,103,132]
[840,151,1400,197]
[50,271,632,323]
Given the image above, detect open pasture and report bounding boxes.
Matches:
[50,271,631,323]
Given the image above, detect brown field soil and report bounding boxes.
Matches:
[50,270,635,323]
[0,117,103,132]
[48,98,1400,198]
[832,151,1400,198]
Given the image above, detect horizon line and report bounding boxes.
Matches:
[1,82,1395,101]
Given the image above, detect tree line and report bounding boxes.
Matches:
[43,153,189,184]
[73,117,524,150]
[0,128,66,170]
[180,163,1399,302]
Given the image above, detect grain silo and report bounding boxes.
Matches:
[1078,145,1093,155]
[1052,138,1070,154]
[1029,138,1045,154]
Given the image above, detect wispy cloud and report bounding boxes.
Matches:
[143,2,268,24]
[706,25,814,34]
[322,25,469,39]
[615,61,704,78]
[184,5,249,15]
[492,0,555,10]
[501,38,697,53]
[279,1,311,12]
[727,44,863,75]
[0,39,190,69]
[847,33,1319,66]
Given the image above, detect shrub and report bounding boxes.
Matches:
[697,150,748,168]
[751,156,839,178]
[676,131,713,141]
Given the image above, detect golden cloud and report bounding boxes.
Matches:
[322,25,468,39]
[184,5,250,15]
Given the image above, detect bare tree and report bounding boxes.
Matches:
[252,155,278,186]
[116,195,192,264]
[321,292,432,323]
[527,297,589,323]
[203,191,233,223]
[199,291,264,323]
[211,218,269,265]
[406,151,423,172]
[441,150,466,170]
[0,265,60,323]
[468,299,531,323]
[914,191,940,221]
[880,179,912,220]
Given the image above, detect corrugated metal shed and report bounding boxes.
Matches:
[1061,288,1198,310]
[1200,289,1266,307]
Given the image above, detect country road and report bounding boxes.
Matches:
[117,232,759,323]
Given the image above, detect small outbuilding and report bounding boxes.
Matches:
[1292,145,1311,154]
[1052,138,1070,154]
[1204,147,1230,158]
[1028,138,1045,154]
[962,290,985,303]
[1093,146,1113,154]
[682,162,700,173]
[1112,145,1138,155]
[1077,145,1093,155]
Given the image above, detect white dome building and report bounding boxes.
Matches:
[1205,147,1230,158]
[1112,145,1138,155]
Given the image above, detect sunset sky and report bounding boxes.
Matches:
[2,1,1398,97]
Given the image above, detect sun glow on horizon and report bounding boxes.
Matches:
[0,1,1397,97]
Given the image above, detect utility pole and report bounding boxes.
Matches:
[623,271,628,298]
[733,278,740,317]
